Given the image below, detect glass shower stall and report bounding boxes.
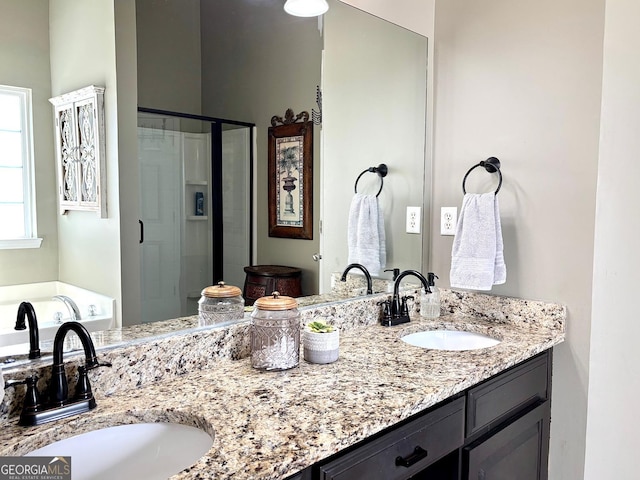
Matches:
[137,109,254,324]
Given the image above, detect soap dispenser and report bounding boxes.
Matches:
[420,273,440,319]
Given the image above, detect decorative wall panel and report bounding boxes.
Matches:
[50,86,106,217]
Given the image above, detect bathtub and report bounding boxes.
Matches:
[0,282,115,354]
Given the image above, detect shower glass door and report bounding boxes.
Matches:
[138,111,253,324]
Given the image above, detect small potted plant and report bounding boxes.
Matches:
[303,319,340,364]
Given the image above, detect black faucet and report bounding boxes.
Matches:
[340,263,373,295]
[15,301,40,359]
[7,321,112,426]
[49,321,111,406]
[379,269,431,326]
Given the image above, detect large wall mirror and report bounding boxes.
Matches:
[0,0,428,341]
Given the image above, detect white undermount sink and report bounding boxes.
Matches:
[401,330,501,351]
[26,422,213,480]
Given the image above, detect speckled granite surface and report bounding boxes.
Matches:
[0,291,565,479]
[328,272,398,297]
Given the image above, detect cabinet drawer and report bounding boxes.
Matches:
[319,396,465,480]
[466,351,549,438]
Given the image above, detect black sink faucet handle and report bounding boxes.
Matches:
[87,361,113,370]
[78,361,112,399]
[5,374,41,414]
[377,299,391,319]
[401,296,415,317]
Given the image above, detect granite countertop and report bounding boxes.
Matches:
[0,293,565,480]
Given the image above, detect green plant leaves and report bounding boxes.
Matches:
[307,320,335,333]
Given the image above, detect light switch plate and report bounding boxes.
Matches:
[440,207,457,235]
[406,206,421,234]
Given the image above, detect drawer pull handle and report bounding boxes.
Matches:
[395,446,428,468]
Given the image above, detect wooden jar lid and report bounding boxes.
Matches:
[201,281,242,298]
[254,291,298,311]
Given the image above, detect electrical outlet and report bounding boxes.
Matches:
[440,207,457,235]
[406,206,421,234]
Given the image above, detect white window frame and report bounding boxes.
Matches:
[0,84,42,249]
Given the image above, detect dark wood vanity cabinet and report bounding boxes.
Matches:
[462,351,551,480]
[288,350,552,480]
[463,401,550,480]
[319,396,465,480]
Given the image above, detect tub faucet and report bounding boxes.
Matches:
[340,263,373,295]
[52,295,81,321]
[15,301,41,359]
[380,269,430,326]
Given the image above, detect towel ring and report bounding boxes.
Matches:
[462,157,502,194]
[354,163,388,197]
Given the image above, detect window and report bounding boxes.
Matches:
[0,85,41,249]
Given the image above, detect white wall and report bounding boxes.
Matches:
[431,1,604,478]
[321,0,428,289]
[341,0,436,286]
[584,0,640,477]
[200,0,322,295]
[49,0,123,321]
[0,0,137,325]
[0,0,58,286]
[136,0,201,115]
[114,0,141,326]
[340,0,433,37]
[346,0,606,478]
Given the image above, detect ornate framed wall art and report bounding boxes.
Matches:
[268,109,313,240]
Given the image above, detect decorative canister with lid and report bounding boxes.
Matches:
[198,281,245,326]
[250,291,300,370]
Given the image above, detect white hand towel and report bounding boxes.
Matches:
[347,193,386,276]
[450,193,506,290]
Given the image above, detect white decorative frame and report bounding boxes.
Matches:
[49,85,107,217]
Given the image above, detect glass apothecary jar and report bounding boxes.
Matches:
[250,292,300,371]
[198,281,245,326]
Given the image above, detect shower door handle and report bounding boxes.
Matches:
[139,220,144,244]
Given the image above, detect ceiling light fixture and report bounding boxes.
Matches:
[284,0,329,17]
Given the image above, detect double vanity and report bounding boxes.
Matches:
[0,288,565,479]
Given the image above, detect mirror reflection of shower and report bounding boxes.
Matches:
[137,110,254,324]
